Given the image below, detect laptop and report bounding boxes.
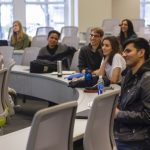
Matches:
[76,109,90,119]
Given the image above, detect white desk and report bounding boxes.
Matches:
[0,65,121,150]
[9,65,120,112]
[0,119,87,150]
[9,65,79,104]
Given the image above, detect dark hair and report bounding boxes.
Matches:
[119,19,136,46]
[123,37,150,60]
[48,30,61,39]
[102,36,121,65]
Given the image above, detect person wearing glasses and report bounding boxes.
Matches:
[78,27,104,73]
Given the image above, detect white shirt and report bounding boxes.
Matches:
[101,53,126,81]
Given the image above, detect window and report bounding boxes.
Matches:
[0,0,74,39]
[25,0,70,37]
[140,0,150,25]
[0,0,13,39]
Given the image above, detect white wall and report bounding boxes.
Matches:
[112,0,140,22]
[78,0,112,32]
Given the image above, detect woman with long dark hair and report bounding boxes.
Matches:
[119,19,137,48]
[94,36,126,84]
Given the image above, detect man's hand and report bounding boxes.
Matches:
[114,107,120,118]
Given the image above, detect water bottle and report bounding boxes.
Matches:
[57,60,62,77]
[97,76,104,95]
[84,68,92,86]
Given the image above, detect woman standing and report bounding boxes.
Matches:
[10,20,30,50]
[94,36,126,84]
[118,19,137,48]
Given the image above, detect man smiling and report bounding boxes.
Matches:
[78,27,104,73]
[37,30,76,70]
[114,38,150,150]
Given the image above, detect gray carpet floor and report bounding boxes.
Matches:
[3,96,49,135]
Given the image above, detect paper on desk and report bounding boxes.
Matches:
[51,71,76,75]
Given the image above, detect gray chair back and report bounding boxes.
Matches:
[85,26,93,44]
[0,46,14,66]
[26,101,77,150]
[70,49,80,72]
[83,90,119,150]
[36,27,54,36]
[0,68,8,130]
[2,60,15,115]
[60,26,78,41]
[62,36,79,50]
[102,19,120,35]
[138,26,150,41]
[131,19,145,33]
[31,35,47,48]
[21,47,40,66]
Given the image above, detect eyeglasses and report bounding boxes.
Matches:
[90,34,100,38]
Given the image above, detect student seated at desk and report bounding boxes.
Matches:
[114,38,150,150]
[37,30,77,70]
[94,36,126,84]
[78,27,104,73]
[10,20,30,50]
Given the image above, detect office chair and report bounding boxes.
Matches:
[0,68,8,133]
[2,60,15,116]
[36,26,54,36]
[62,36,80,50]
[138,26,150,42]
[60,26,78,41]
[31,35,47,48]
[21,47,40,66]
[131,19,145,34]
[85,26,93,44]
[70,49,80,72]
[102,19,120,35]
[26,101,77,150]
[112,26,120,36]
[0,46,14,66]
[83,90,119,150]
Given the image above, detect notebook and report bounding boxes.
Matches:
[76,109,90,119]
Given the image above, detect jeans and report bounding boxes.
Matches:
[116,140,150,150]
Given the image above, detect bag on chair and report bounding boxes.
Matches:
[30,59,57,73]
